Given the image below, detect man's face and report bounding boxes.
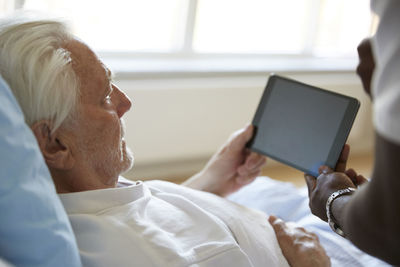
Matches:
[63,40,133,188]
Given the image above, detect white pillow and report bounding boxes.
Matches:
[0,76,81,266]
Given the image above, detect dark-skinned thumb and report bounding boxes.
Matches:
[304,174,316,197]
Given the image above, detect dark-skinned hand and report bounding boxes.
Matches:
[304,145,368,221]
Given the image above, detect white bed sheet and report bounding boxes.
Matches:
[228,177,392,267]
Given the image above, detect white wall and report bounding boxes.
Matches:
[116,71,374,180]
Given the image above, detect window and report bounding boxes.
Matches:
[192,0,373,57]
[1,0,374,72]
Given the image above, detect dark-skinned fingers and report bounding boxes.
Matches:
[335,144,350,172]
[304,174,317,197]
[345,168,358,184]
[345,168,357,178]
[318,165,333,175]
[356,174,369,185]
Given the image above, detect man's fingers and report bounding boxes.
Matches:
[236,162,262,185]
[250,157,267,173]
[231,124,254,151]
[238,153,266,175]
[335,144,350,172]
[236,168,260,185]
[310,232,320,241]
[269,216,317,240]
[268,215,278,224]
[244,152,260,168]
[269,215,287,240]
[268,215,288,234]
[244,153,266,171]
[269,216,301,239]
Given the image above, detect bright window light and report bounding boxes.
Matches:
[5,0,372,59]
[0,0,19,14]
[314,0,372,57]
[23,0,187,52]
[193,0,312,54]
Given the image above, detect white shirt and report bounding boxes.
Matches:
[371,0,400,144]
[59,178,288,267]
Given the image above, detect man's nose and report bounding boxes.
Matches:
[114,86,132,118]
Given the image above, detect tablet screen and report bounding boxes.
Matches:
[249,75,359,177]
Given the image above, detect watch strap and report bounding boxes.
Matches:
[326,187,356,237]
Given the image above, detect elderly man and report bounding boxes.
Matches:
[0,16,332,267]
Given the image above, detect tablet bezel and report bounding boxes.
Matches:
[247,75,360,177]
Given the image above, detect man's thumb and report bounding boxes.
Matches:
[232,124,253,149]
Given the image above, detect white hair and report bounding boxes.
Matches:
[0,14,79,132]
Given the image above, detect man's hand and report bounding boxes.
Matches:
[183,124,266,197]
[269,215,331,267]
[356,38,375,99]
[304,145,368,221]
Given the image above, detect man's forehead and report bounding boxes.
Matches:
[65,40,94,61]
[65,40,111,82]
[102,64,114,82]
[63,40,114,101]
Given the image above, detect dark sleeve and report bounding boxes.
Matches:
[342,132,400,265]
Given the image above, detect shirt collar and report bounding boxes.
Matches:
[58,179,149,214]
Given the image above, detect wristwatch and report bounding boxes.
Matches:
[326,187,356,237]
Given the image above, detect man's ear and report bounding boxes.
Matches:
[31,121,75,170]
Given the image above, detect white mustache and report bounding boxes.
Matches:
[120,119,126,139]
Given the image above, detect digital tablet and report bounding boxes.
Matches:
[247,75,360,177]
